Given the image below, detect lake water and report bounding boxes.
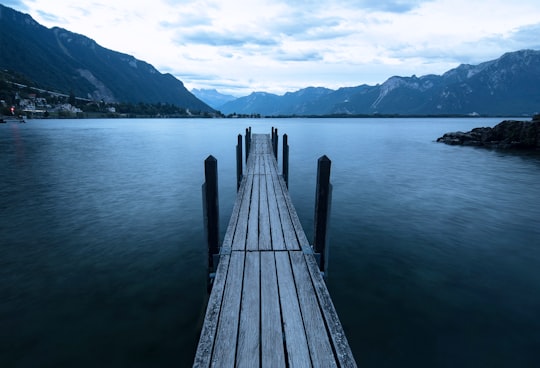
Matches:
[1,118,539,367]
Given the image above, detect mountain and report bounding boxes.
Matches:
[0,4,213,112]
[221,87,334,116]
[220,50,540,116]
[191,88,236,109]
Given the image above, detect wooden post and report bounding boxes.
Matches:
[283,133,289,188]
[314,155,332,274]
[273,128,279,160]
[202,155,219,272]
[245,128,251,163]
[270,127,276,149]
[236,134,243,191]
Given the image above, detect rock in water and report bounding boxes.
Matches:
[437,119,540,149]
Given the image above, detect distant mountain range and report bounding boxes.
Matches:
[219,50,540,116]
[0,4,213,112]
[191,88,237,109]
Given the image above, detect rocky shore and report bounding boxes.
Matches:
[437,116,540,150]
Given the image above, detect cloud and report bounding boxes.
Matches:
[267,11,344,38]
[274,50,324,62]
[508,23,540,49]
[160,17,212,29]
[355,0,432,13]
[1,0,27,9]
[273,0,429,13]
[35,9,66,24]
[178,30,279,47]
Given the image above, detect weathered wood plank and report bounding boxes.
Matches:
[275,175,311,249]
[245,137,256,168]
[261,152,270,175]
[255,155,264,175]
[265,154,285,250]
[253,151,261,174]
[290,252,337,367]
[271,169,300,250]
[304,253,358,368]
[258,163,272,250]
[236,251,260,367]
[211,251,245,367]
[267,148,278,171]
[252,135,260,153]
[246,173,260,251]
[222,175,248,250]
[232,174,253,251]
[260,252,286,367]
[253,134,271,154]
[275,251,312,367]
[193,253,231,368]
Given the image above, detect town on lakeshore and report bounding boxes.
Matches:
[0,76,221,119]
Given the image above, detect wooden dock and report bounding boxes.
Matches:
[194,133,356,367]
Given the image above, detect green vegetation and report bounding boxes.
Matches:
[1,69,219,118]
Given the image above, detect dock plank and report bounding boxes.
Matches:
[221,176,247,250]
[236,251,260,367]
[193,253,231,368]
[271,169,300,250]
[258,168,271,250]
[232,174,253,251]
[304,253,357,367]
[260,252,286,367]
[265,154,285,250]
[291,251,337,367]
[246,174,260,251]
[275,251,312,367]
[276,174,312,249]
[211,251,245,367]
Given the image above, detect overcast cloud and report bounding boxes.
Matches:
[5,0,540,96]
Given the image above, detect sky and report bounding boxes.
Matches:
[4,0,540,96]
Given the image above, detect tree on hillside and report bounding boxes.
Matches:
[69,90,76,106]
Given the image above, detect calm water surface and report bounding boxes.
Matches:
[1,118,539,367]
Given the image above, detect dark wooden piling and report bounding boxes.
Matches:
[236,134,243,191]
[272,127,279,160]
[202,155,219,271]
[283,133,289,188]
[314,155,332,273]
[245,128,251,163]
